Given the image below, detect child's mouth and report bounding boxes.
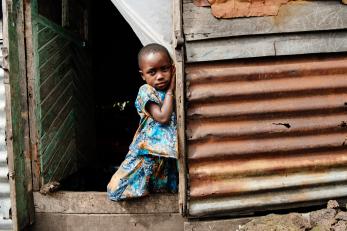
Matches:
[156,82,167,88]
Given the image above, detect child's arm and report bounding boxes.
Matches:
[146,75,176,124]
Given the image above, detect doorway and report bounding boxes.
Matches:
[60,0,143,191]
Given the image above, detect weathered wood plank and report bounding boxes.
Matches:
[57,152,76,182]
[37,22,46,32]
[41,135,74,182]
[183,1,347,41]
[39,58,71,99]
[33,192,179,214]
[40,71,72,113]
[46,138,76,182]
[32,213,184,231]
[41,107,74,162]
[38,36,68,67]
[3,0,34,229]
[39,43,70,83]
[184,218,251,231]
[41,73,73,116]
[40,109,74,154]
[41,88,73,131]
[186,31,347,62]
[26,0,41,191]
[37,26,58,49]
[275,32,347,55]
[42,122,75,175]
[176,59,187,216]
[35,14,84,47]
[174,0,188,217]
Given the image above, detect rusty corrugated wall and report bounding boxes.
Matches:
[0,23,12,230]
[186,54,347,217]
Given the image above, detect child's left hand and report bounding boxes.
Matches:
[168,74,176,93]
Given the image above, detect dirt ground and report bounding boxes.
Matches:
[237,201,347,231]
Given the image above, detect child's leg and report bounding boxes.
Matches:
[107,152,155,201]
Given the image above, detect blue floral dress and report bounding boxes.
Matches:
[107,84,178,201]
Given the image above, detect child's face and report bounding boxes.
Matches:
[139,51,174,91]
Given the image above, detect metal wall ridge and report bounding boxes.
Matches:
[188,93,347,120]
[189,168,347,198]
[186,54,347,217]
[189,148,347,176]
[189,183,347,217]
[187,113,347,142]
[188,74,347,102]
[186,56,347,83]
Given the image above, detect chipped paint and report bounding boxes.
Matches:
[194,0,347,19]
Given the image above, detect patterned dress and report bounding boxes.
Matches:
[107,84,178,201]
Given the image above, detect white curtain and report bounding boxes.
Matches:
[110,0,173,52]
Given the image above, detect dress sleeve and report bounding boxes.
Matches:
[135,84,161,116]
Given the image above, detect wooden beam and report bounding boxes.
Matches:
[173,0,188,217]
[26,0,42,191]
[35,14,84,47]
[3,0,35,229]
[183,1,347,41]
[186,31,347,62]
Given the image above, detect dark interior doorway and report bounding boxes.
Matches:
[61,0,143,191]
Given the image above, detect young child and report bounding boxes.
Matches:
[107,43,178,201]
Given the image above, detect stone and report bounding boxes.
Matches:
[310,209,336,227]
[332,220,347,231]
[240,213,310,231]
[336,211,347,221]
[327,200,339,209]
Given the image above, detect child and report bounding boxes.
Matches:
[107,43,178,201]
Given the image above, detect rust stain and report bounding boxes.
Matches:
[189,149,347,178]
[186,54,347,216]
[207,0,291,19]
[194,0,346,19]
[190,168,347,198]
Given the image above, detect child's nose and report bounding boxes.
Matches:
[156,72,165,79]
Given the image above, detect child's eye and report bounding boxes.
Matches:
[148,70,156,76]
[161,66,171,72]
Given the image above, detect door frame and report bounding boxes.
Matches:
[3,0,35,229]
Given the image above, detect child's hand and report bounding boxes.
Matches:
[168,74,176,93]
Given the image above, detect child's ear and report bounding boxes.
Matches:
[171,65,176,74]
[139,70,145,80]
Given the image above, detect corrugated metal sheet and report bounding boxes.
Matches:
[0,39,13,230]
[186,54,347,217]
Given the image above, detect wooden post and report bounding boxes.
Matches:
[25,0,42,192]
[62,0,69,27]
[3,0,35,229]
[173,0,187,216]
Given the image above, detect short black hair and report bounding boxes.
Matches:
[138,43,172,68]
